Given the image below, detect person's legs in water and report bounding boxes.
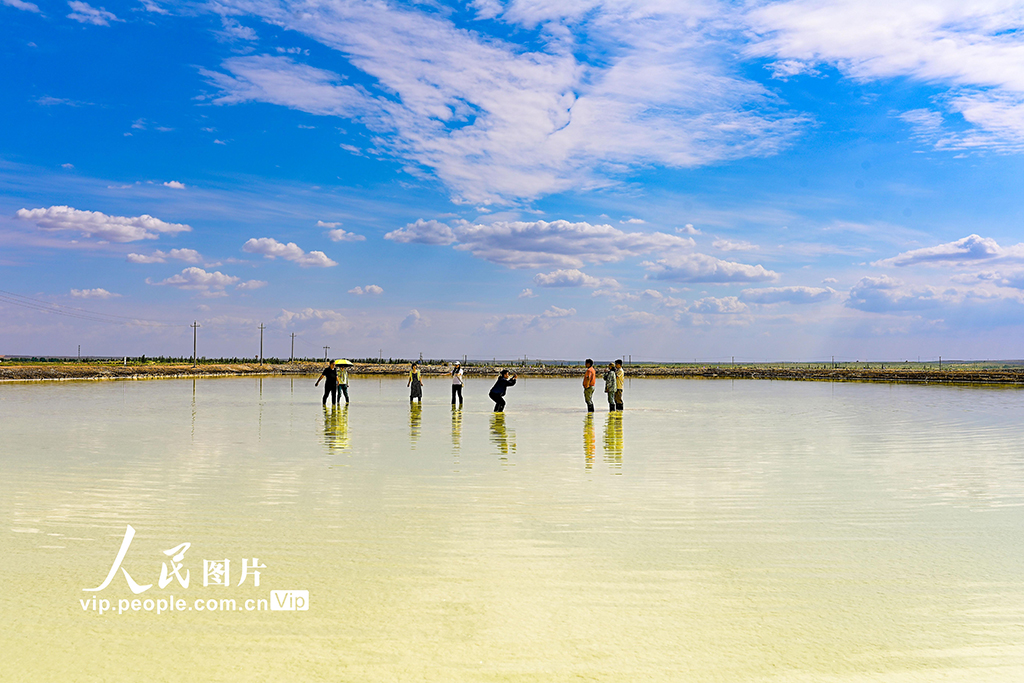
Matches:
[339,384,349,404]
[323,384,337,405]
[584,386,595,412]
[452,384,463,406]
[614,389,623,411]
[490,392,505,412]
[607,392,616,411]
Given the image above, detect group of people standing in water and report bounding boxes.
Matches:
[318,359,625,412]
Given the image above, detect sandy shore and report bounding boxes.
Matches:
[2,361,1024,385]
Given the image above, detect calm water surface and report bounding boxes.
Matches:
[2,376,1024,681]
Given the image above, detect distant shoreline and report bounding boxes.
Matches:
[3,361,1024,386]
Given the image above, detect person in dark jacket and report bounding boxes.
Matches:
[488,369,517,412]
[315,360,339,405]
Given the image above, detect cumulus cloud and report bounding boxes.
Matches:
[482,305,576,334]
[70,288,118,299]
[163,181,186,189]
[126,248,203,264]
[643,252,778,284]
[348,284,383,295]
[400,309,426,330]
[237,280,268,290]
[242,237,337,267]
[845,275,948,312]
[874,234,1024,267]
[325,227,366,242]
[15,206,191,242]
[533,268,619,288]
[740,285,836,304]
[67,1,120,25]
[518,288,537,298]
[690,296,749,314]
[201,2,806,203]
[384,219,457,245]
[276,307,349,334]
[676,224,701,235]
[149,267,241,292]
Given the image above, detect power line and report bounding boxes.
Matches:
[0,288,185,327]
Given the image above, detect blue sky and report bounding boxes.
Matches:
[3,0,1024,361]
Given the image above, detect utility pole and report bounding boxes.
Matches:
[78,344,80,360]
[191,321,200,367]
[323,345,330,361]
[258,323,266,365]
[290,332,296,361]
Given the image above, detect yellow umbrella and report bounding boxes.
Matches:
[335,359,354,366]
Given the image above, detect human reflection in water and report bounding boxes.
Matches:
[489,412,516,460]
[583,413,596,470]
[451,404,462,455]
[603,412,623,471]
[409,401,422,449]
[322,403,350,453]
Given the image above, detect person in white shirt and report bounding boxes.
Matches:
[451,361,464,407]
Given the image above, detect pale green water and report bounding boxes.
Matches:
[2,376,1024,681]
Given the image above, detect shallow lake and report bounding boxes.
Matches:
[3,375,1024,681]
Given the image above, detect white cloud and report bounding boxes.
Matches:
[713,237,759,252]
[690,296,749,314]
[275,307,349,334]
[392,218,695,270]
[400,309,426,330]
[16,206,191,243]
[163,181,186,189]
[740,285,836,304]
[218,17,258,42]
[70,288,119,299]
[349,285,383,295]
[676,224,701,235]
[747,0,1024,153]
[202,3,806,203]
[149,267,241,292]
[126,248,203,264]
[643,252,779,284]
[874,234,1024,267]
[316,220,341,228]
[61,163,75,169]
[621,218,645,225]
[482,305,576,334]
[326,228,366,242]
[67,1,120,25]
[236,279,268,290]
[518,288,537,298]
[3,0,41,12]
[533,268,619,288]
[242,237,337,267]
[140,0,168,15]
[384,219,457,245]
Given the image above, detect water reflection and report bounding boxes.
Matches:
[322,403,350,453]
[583,413,595,470]
[451,406,462,454]
[409,402,422,448]
[489,412,516,459]
[603,412,623,471]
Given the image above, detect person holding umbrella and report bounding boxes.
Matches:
[335,359,353,403]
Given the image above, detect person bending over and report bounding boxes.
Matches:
[488,369,517,412]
